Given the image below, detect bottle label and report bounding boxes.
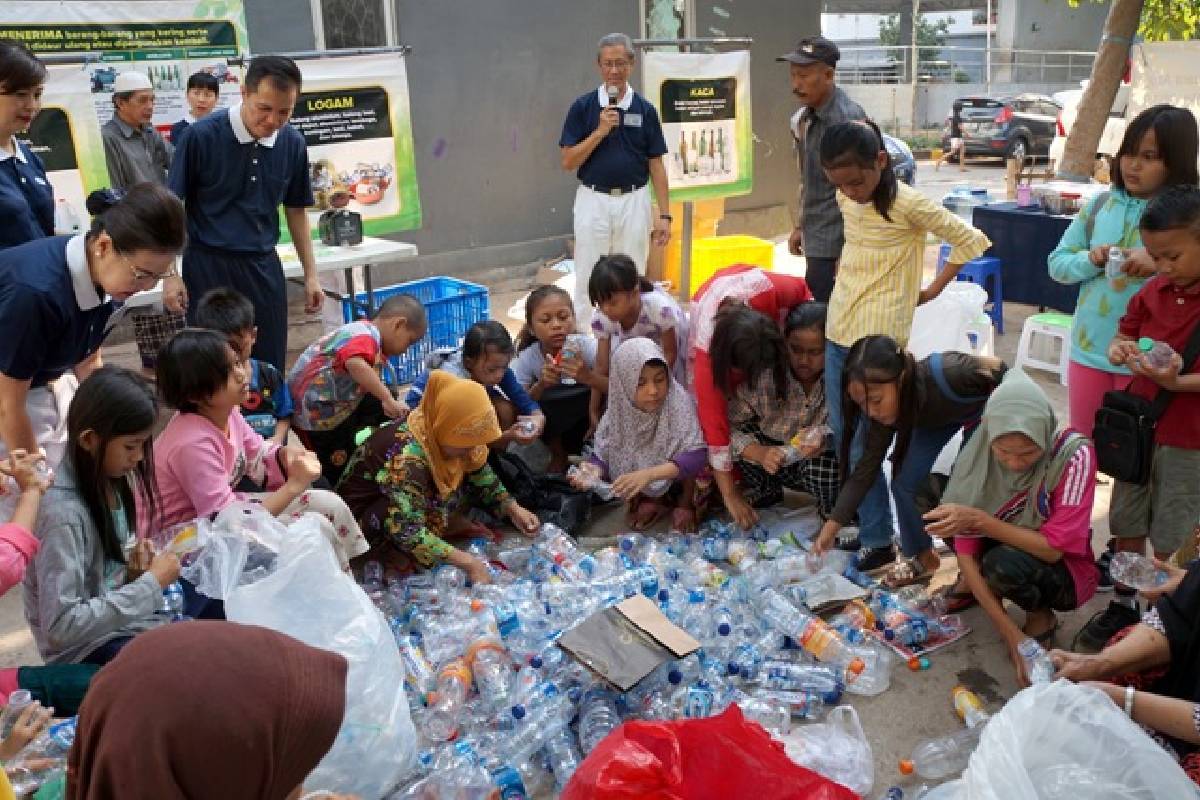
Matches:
[438,658,472,688]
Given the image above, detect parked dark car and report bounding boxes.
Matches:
[883,133,916,185]
[941,94,1060,163]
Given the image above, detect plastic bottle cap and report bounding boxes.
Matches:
[511,705,526,720]
[898,760,915,776]
[919,656,931,670]
[530,656,544,669]
[470,599,485,612]
[907,657,922,672]
[884,629,896,641]
[1139,336,1155,352]
[717,623,732,636]
[848,658,865,676]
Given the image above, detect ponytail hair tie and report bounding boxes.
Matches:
[85,187,125,217]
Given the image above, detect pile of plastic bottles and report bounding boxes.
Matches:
[373,521,966,798]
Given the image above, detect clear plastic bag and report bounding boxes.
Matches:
[925,681,1200,800]
[179,503,288,599]
[221,509,417,798]
[781,705,874,798]
[909,281,989,361]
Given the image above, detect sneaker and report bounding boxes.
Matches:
[835,527,862,552]
[856,543,898,573]
[1096,549,1114,592]
[1073,599,1141,653]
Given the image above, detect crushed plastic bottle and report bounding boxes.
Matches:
[884,614,964,647]
[0,689,33,740]
[755,588,865,682]
[578,688,621,752]
[1105,246,1126,282]
[1108,551,1171,592]
[424,658,473,741]
[899,725,983,779]
[567,462,615,501]
[951,685,990,729]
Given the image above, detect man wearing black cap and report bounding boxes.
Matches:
[779,35,865,303]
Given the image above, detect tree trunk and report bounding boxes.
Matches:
[1057,0,1143,181]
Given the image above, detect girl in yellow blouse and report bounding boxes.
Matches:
[819,119,992,571]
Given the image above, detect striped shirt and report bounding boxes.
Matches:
[826,182,991,348]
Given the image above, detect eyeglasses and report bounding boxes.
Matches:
[600,60,631,71]
[122,254,177,284]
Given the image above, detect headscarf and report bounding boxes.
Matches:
[406,371,500,498]
[594,337,705,478]
[941,368,1086,529]
[68,621,347,800]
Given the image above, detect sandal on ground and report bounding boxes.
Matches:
[1024,616,1061,645]
[882,556,936,589]
[934,580,979,612]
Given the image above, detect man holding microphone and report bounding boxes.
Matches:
[560,32,671,324]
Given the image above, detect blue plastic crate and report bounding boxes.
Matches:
[341,276,489,386]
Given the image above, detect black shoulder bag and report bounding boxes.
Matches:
[1093,321,1200,485]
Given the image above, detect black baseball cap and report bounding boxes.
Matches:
[778,36,841,68]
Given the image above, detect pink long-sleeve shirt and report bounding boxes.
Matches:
[0,523,38,593]
[154,411,286,527]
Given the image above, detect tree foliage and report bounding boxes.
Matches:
[878,13,953,64]
[1069,0,1199,41]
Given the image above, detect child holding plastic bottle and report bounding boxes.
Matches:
[511,285,605,473]
[587,254,689,428]
[728,302,838,516]
[338,372,541,584]
[25,368,180,666]
[811,335,1006,583]
[1048,105,1198,439]
[571,338,706,531]
[689,264,813,529]
[819,119,991,565]
[406,320,545,453]
[1075,186,1200,653]
[924,369,1098,685]
[153,330,368,571]
[287,293,428,485]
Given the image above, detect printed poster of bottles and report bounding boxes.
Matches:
[88,57,242,139]
[658,76,739,188]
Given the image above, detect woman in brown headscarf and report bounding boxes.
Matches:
[67,621,350,800]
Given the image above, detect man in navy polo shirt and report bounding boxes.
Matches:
[560,32,671,324]
[166,55,322,370]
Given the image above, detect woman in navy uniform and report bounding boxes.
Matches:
[0,39,53,250]
[0,183,185,517]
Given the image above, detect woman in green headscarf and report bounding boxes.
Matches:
[924,369,1100,685]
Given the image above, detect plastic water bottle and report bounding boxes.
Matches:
[160,582,189,621]
[1017,638,1055,684]
[1106,246,1126,281]
[578,688,621,753]
[683,679,716,718]
[0,690,33,740]
[885,615,964,647]
[951,685,990,729]
[543,727,583,788]
[567,463,615,501]
[755,688,827,720]
[1109,551,1171,592]
[468,638,514,711]
[712,605,736,638]
[398,635,437,697]
[558,334,583,385]
[755,588,865,681]
[736,693,792,734]
[424,658,473,741]
[760,661,844,703]
[899,725,983,779]
[1138,337,1177,370]
[52,199,81,235]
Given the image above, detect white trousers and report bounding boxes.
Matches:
[572,184,652,326]
[0,375,78,521]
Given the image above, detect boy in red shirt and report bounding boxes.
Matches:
[1078,185,1200,651]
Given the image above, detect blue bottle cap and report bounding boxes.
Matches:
[530,656,544,669]
[657,589,670,603]
[668,669,683,685]
[511,705,527,720]
[884,629,896,641]
[717,622,732,636]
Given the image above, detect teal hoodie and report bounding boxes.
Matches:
[1048,188,1149,373]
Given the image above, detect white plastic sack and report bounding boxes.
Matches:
[223,509,417,799]
[927,681,1200,800]
[909,281,989,360]
[781,705,874,797]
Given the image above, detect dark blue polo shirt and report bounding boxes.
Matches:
[0,236,119,387]
[559,88,667,189]
[169,118,190,146]
[0,140,54,251]
[167,107,313,255]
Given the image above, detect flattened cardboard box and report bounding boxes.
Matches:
[557,595,700,692]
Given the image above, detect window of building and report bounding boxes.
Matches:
[310,0,396,50]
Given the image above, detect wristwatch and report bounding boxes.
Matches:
[659,214,673,222]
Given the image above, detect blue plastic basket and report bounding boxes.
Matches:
[341,276,490,386]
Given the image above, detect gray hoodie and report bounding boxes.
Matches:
[24,460,165,664]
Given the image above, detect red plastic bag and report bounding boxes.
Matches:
[561,704,861,800]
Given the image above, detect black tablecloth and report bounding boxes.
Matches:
[972,203,1079,314]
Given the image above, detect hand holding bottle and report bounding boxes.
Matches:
[0,703,53,760]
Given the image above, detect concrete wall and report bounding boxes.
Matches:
[996,0,1107,69]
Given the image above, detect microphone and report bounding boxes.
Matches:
[606,85,620,135]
